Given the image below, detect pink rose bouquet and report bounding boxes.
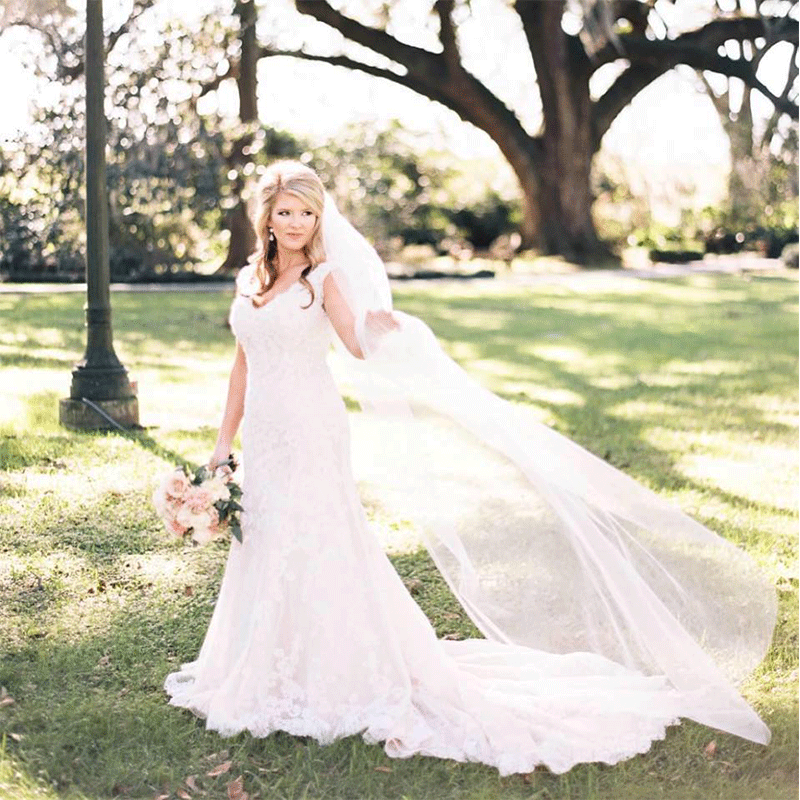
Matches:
[152,453,243,545]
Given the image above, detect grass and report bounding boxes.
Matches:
[0,270,797,800]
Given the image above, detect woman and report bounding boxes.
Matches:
[164,159,775,776]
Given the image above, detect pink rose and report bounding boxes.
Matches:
[191,510,221,546]
[164,470,191,499]
[176,504,218,532]
[165,517,187,537]
[185,487,214,514]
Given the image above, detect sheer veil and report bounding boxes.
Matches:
[317,190,776,745]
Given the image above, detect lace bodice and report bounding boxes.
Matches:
[228,262,335,378]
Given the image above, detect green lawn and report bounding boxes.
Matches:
[0,271,797,800]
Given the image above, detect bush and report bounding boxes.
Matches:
[782,242,799,269]
[444,190,517,250]
[648,248,704,264]
[0,196,43,274]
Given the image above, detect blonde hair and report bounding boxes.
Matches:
[247,160,326,309]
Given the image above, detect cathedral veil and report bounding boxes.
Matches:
[316,190,776,745]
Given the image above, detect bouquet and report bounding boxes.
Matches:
[152,453,243,545]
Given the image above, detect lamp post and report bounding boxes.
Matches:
[59,0,139,431]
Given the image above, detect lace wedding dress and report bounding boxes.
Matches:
[163,261,764,776]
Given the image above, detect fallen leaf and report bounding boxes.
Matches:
[97,655,111,667]
[226,775,245,800]
[153,795,171,800]
[185,776,199,791]
[184,585,194,596]
[177,790,191,800]
[207,760,232,777]
[8,732,22,741]
[704,740,717,758]
[0,696,15,707]
[373,766,393,773]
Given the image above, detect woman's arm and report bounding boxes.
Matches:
[208,338,247,469]
[322,273,399,359]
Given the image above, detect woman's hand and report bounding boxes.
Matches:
[207,446,234,476]
[365,309,401,334]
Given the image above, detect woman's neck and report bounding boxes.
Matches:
[274,248,308,274]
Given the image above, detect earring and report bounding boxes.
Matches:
[268,228,275,242]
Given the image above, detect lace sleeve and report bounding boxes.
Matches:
[309,261,334,288]
[234,263,256,296]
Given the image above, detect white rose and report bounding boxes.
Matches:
[176,506,207,531]
[204,476,231,503]
[191,526,218,545]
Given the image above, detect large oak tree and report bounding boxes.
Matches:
[248,0,797,261]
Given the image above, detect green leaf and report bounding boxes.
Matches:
[230,522,242,543]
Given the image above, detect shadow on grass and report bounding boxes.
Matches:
[0,557,796,800]
[395,275,797,552]
[1,292,237,365]
[0,576,797,800]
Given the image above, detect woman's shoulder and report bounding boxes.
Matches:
[235,262,257,293]
[309,261,334,283]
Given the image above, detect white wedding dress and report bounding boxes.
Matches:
[163,261,766,776]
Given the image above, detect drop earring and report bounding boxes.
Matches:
[269,228,275,242]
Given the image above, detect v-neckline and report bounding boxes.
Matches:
[247,280,302,310]
[243,267,308,310]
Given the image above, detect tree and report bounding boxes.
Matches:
[0,5,233,278]
[698,1,799,227]
[0,2,306,278]
[212,0,260,272]
[248,0,798,262]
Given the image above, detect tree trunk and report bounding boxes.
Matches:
[516,0,608,262]
[537,125,604,261]
[219,0,258,274]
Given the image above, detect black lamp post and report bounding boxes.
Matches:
[60,0,139,431]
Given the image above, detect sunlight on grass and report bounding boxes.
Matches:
[680,449,797,510]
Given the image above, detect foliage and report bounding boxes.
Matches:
[444,189,518,250]
[311,120,456,253]
[0,8,305,280]
[594,120,799,259]
[311,120,519,258]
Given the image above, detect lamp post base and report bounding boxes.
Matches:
[59,396,140,431]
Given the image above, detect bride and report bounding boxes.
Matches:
[163,159,776,776]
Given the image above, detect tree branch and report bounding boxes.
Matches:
[257,45,541,188]
[593,14,797,67]
[8,0,157,82]
[289,1,538,165]
[761,41,799,146]
[294,0,441,76]
[699,72,731,121]
[258,47,436,98]
[434,0,460,73]
[593,14,799,141]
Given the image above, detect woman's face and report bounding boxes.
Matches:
[269,191,317,253]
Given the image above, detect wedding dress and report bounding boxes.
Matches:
[163,249,774,775]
